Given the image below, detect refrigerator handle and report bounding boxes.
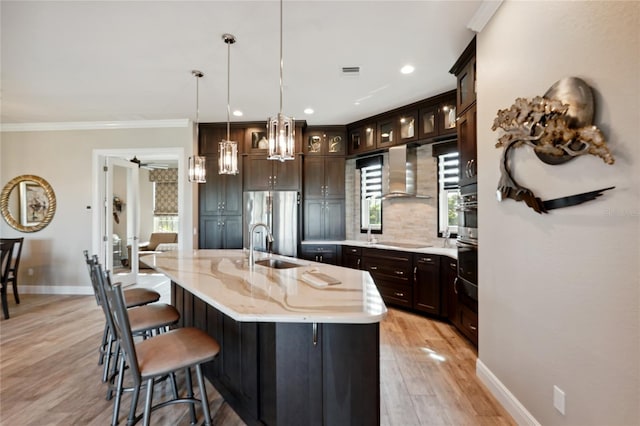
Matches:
[297,192,301,205]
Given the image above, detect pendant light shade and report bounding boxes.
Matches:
[219,33,239,175]
[188,70,206,183]
[267,0,295,161]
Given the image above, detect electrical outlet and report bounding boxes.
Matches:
[553,385,566,415]
[28,268,34,276]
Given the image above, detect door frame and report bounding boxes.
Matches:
[92,147,186,273]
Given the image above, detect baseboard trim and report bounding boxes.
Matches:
[476,358,540,426]
[9,285,94,296]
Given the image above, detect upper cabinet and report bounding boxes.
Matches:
[450,37,477,115]
[450,37,477,186]
[348,122,376,156]
[303,126,346,156]
[346,90,458,156]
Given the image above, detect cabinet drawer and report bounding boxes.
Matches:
[458,303,478,345]
[362,254,412,285]
[377,281,413,308]
[343,245,362,256]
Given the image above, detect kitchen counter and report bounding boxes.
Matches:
[143,249,384,425]
[143,249,386,324]
[303,239,458,258]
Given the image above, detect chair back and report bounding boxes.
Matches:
[1,238,22,279]
[1,240,14,284]
[83,250,102,306]
[94,262,142,385]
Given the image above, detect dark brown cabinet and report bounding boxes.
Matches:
[451,37,477,187]
[199,125,244,249]
[303,199,345,241]
[341,246,362,269]
[300,244,339,265]
[362,248,413,308]
[377,109,419,148]
[457,103,477,187]
[413,254,441,315]
[173,282,381,426]
[347,122,376,156]
[243,155,301,191]
[303,126,346,156]
[303,156,345,199]
[442,258,458,321]
[418,93,457,141]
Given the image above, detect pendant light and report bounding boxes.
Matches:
[188,70,206,183]
[219,33,239,175]
[267,0,295,161]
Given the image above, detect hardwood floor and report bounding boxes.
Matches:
[0,279,514,425]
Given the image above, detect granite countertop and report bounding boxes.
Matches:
[303,239,458,259]
[142,249,387,324]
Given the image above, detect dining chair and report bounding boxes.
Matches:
[1,237,24,304]
[1,240,15,319]
[96,262,221,426]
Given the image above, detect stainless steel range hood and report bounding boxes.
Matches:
[381,145,431,199]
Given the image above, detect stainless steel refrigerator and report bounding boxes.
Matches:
[243,191,299,257]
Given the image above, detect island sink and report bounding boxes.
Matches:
[254,258,302,269]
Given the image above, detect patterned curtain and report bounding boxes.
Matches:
[149,168,178,215]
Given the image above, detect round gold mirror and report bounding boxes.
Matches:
[1,175,56,233]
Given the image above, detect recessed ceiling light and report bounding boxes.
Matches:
[400,65,415,74]
[232,110,243,117]
[304,108,314,115]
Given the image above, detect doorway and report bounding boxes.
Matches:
[92,148,186,284]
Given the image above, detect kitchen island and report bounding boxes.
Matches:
[142,249,387,426]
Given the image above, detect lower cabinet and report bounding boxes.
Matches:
[172,282,381,426]
[413,254,441,315]
[300,244,339,265]
[341,246,362,269]
[362,248,413,308]
[303,199,345,241]
[199,215,243,249]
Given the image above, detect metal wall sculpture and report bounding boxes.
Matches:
[492,77,614,213]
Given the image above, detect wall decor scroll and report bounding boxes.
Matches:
[492,77,615,213]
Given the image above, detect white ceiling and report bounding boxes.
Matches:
[1,1,482,126]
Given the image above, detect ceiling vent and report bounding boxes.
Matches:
[341,66,360,76]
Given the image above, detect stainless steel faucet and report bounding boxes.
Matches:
[248,222,274,269]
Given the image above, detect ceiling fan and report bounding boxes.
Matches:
[129,156,168,170]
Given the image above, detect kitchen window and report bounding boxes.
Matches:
[435,143,459,237]
[357,155,383,233]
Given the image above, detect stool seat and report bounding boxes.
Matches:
[136,327,220,379]
[128,304,180,333]
[123,288,160,308]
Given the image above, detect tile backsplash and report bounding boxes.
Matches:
[345,144,443,246]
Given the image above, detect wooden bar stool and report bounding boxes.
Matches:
[97,263,221,426]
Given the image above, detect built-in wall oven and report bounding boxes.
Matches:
[456,183,478,300]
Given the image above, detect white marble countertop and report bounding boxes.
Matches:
[142,249,387,324]
[303,239,458,259]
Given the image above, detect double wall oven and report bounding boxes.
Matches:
[456,183,478,300]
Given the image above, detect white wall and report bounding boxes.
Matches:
[478,1,639,425]
[0,124,195,292]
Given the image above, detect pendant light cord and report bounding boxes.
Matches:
[227,37,231,141]
[279,0,283,115]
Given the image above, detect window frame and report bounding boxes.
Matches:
[435,144,460,238]
[357,155,383,234]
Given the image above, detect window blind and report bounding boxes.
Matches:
[439,152,459,190]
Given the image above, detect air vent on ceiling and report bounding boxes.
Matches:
[341,66,360,76]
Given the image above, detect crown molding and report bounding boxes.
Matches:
[0,119,190,132]
[467,0,503,33]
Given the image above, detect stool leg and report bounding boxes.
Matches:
[111,354,126,426]
[142,378,154,426]
[99,323,109,365]
[127,383,141,426]
[195,364,212,426]
[185,368,196,424]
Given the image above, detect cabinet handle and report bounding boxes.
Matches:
[422,257,432,262]
[370,266,378,270]
[413,266,417,282]
[357,258,361,267]
[450,262,456,268]
[350,248,357,253]
[454,277,459,294]
[394,270,404,276]
[393,292,405,298]
[469,324,477,331]
[312,322,318,346]
[320,255,323,262]
[315,255,319,262]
